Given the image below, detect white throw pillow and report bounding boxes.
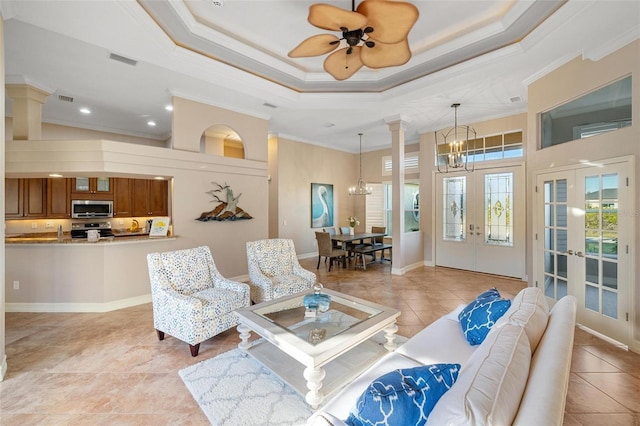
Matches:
[494,287,549,353]
[426,324,531,426]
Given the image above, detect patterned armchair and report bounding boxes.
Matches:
[147,246,250,357]
[246,238,316,303]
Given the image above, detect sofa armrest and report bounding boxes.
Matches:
[513,295,576,426]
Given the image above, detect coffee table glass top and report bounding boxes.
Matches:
[251,290,383,345]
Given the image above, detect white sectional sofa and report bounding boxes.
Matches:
[308,287,577,426]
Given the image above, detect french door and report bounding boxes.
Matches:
[435,164,525,279]
[535,158,632,344]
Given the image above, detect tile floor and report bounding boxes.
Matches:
[2,258,639,425]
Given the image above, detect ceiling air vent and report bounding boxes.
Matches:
[109,53,138,67]
[58,95,74,103]
[263,102,277,109]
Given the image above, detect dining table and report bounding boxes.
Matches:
[331,232,387,268]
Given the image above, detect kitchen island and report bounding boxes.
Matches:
[5,234,178,312]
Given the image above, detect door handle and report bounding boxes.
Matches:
[576,251,584,257]
[565,250,574,255]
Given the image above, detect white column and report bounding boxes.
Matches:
[385,116,410,275]
[5,83,49,140]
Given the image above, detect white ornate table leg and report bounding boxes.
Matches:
[237,323,252,355]
[303,366,326,409]
[383,322,399,351]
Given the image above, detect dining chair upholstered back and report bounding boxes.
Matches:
[146,245,250,356]
[246,238,316,303]
[315,232,347,272]
[340,227,351,235]
[371,226,386,244]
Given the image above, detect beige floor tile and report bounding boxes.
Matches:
[2,259,638,426]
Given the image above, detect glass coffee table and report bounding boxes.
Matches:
[235,287,400,409]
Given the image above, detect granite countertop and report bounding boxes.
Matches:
[5,231,160,244]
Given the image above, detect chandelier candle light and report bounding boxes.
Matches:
[434,103,476,173]
[349,133,373,195]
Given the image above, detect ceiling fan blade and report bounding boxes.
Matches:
[356,0,419,44]
[360,39,411,69]
[308,4,368,32]
[324,46,364,80]
[288,34,341,57]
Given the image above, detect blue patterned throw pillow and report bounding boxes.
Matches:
[345,363,461,426]
[458,288,511,345]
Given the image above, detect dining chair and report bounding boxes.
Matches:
[323,227,341,249]
[371,226,390,260]
[315,231,347,272]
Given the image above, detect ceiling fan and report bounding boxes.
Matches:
[288,0,419,80]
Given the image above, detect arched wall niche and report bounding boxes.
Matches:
[199,124,245,159]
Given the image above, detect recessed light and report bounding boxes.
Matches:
[165,105,173,111]
[80,108,91,114]
[147,121,156,127]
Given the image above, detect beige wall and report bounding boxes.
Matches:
[274,136,357,256]
[526,40,640,350]
[171,97,268,161]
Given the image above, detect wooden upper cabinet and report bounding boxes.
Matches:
[113,178,132,217]
[17,178,47,218]
[71,177,113,200]
[47,178,72,218]
[132,179,169,217]
[5,178,23,218]
[5,178,47,218]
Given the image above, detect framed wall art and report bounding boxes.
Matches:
[311,183,334,228]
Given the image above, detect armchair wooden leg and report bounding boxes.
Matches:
[317,256,321,270]
[189,343,200,357]
[328,258,333,272]
[156,330,165,341]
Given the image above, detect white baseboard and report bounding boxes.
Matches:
[576,323,628,351]
[5,294,152,313]
[0,354,7,382]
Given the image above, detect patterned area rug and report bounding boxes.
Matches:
[179,347,313,426]
[179,331,407,425]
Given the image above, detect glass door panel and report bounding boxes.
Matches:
[541,178,570,301]
[484,172,513,246]
[442,176,466,242]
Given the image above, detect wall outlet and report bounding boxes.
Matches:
[46,222,54,228]
[13,281,19,290]
[31,222,38,229]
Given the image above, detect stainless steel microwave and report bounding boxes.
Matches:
[71,200,113,218]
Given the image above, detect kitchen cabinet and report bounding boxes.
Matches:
[47,178,72,218]
[5,178,47,218]
[113,178,133,217]
[132,179,169,217]
[5,178,23,217]
[71,177,113,200]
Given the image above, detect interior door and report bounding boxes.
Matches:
[435,164,525,278]
[536,159,631,344]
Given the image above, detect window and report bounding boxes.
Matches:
[541,76,632,148]
[366,183,420,234]
[381,152,419,176]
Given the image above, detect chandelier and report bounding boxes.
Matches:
[434,103,476,173]
[349,133,372,195]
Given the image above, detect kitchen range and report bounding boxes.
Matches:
[70,221,115,239]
